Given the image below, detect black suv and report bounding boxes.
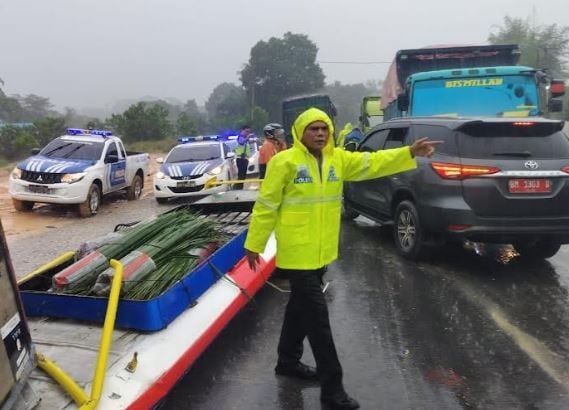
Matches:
[342,117,569,260]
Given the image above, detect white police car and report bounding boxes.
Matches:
[153,136,238,203]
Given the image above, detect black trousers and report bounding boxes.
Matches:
[277,267,344,396]
[235,157,249,189]
[259,163,267,179]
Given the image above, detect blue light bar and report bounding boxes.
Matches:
[177,135,220,144]
[66,128,112,137]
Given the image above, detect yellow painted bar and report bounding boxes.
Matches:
[80,258,123,409]
[18,251,76,285]
[35,352,89,406]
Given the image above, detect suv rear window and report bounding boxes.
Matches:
[412,124,457,155]
[458,122,569,159]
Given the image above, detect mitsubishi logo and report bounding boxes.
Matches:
[524,160,539,170]
[36,175,43,182]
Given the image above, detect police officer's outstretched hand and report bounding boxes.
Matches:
[246,249,260,271]
[410,137,443,158]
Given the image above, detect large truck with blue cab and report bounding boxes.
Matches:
[381,44,566,121]
[9,128,150,217]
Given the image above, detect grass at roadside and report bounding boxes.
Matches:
[125,138,177,156]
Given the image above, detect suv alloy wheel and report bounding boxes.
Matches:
[393,200,428,260]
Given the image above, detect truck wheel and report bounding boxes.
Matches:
[12,199,34,212]
[126,174,143,200]
[78,184,101,217]
[393,200,428,260]
[515,240,561,259]
[156,197,170,204]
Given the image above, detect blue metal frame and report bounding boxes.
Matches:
[20,231,247,332]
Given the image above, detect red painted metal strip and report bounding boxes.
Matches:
[126,255,275,410]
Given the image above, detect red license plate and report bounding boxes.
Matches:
[508,179,552,194]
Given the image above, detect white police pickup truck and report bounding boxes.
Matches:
[9,128,150,217]
[154,135,240,203]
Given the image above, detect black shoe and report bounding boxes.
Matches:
[275,361,318,381]
[321,392,360,410]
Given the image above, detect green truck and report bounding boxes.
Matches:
[359,96,384,133]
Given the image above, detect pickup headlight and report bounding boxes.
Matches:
[208,166,222,176]
[156,171,166,179]
[11,168,22,180]
[61,172,86,184]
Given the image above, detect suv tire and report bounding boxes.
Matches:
[393,200,428,260]
[515,240,561,259]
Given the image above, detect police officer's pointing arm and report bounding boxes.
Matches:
[341,138,442,181]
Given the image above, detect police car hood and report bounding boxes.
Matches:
[17,155,94,173]
[161,158,224,177]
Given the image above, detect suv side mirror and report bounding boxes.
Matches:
[30,148,40,155]
[548,98,563,113]
[397,93,409,111]
[226,152,236,159]
[344,141,358,152]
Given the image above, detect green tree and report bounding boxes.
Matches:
[250,106,269,133]
[323,81,380,127]
[206,83,247,119]
[489,16,569,76]
[177,112,198,135]
[180,99,208,133]
[33,117,66,147]
[205,83,248,131]
[17,94,55,121]
[109,102,172,142]
[0,126,37,159]
[240,32,325,120]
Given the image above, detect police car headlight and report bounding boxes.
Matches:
[208,166,222,176]
[156,171,166,179]
[11,168,22,180]
[61,172,86,184]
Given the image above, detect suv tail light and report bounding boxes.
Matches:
[431,162,500,180]
[562,166,569,174]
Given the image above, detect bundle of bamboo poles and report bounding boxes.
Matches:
[90,212,226,299]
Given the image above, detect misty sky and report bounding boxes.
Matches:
[1,0,567,113]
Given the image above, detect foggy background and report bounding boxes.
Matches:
[1,0,567,117]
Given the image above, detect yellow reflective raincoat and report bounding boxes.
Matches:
[244,108,417,270]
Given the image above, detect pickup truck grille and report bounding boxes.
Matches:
[170,175,201,180]
[21,171,62,184]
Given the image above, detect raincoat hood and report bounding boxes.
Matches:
[291,108,335,155]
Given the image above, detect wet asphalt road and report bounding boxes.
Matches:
[5,196,569,409]
[162,218,569,410]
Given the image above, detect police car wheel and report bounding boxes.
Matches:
[12,198,34,212]
[126,174,143,200]
[78,184,101,217]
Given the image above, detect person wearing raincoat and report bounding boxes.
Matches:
[244,108,440,410]
[336,122,353,148]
